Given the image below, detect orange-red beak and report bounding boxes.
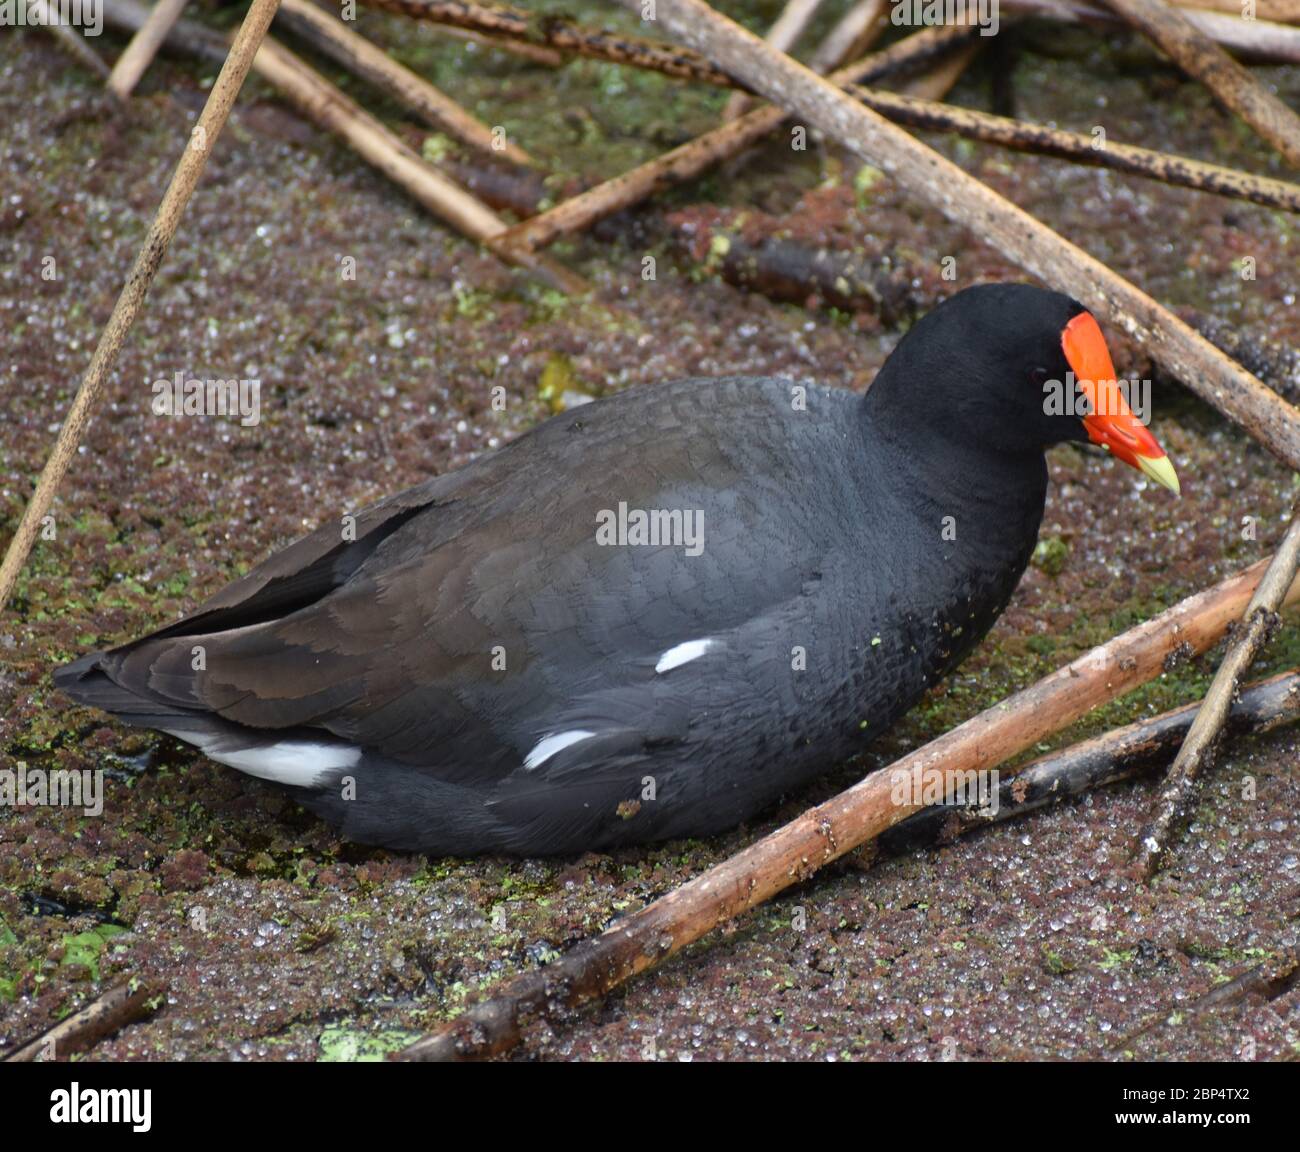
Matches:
[1062,312,1180,495]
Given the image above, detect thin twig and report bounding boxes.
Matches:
[399,558,1300,1060]
[1183,951,1300,1012]
[896,41,980,100]
[428,20,564,65]
[622,0,1300,471]
[849,87,1300,214]
[881,669,1300,854]
[276,0,534,165]
[0,0,285,615]
[107,0,190,98]
[1132,508,1300,878]
[97,0,586,290]
[1094,0,1300,166]
[3,978,165,1061]
[357,0,746,88]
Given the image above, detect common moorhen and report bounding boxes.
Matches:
[56,284,1179,855]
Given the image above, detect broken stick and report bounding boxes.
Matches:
[670,223,920,322]
[1112,943,1300,1050]
[275,0,535,166]
[107,0,190,98]
[400,557,1300,1060]
[1132,508,1300,878]
[0,0,284,615]
[896,41,981,101]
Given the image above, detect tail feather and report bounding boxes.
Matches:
[55,650,358,789]
[54,651,203,730]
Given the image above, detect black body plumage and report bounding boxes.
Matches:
[56,284,1097,855]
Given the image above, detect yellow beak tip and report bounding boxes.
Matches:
[1136,453,1181,497]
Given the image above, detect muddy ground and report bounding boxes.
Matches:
[2,3,1299,1061]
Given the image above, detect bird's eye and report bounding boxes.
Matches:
[1030,366,1050,387]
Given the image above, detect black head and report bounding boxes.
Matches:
[865,283,1178,492]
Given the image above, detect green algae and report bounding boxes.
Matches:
[318,1024,424,1062]
[59,925,129,983]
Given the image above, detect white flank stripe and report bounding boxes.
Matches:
[164,729,360,788]
[655,638,715,674]
[524,729,596,770]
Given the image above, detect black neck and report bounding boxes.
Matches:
[859,375,1049,526]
